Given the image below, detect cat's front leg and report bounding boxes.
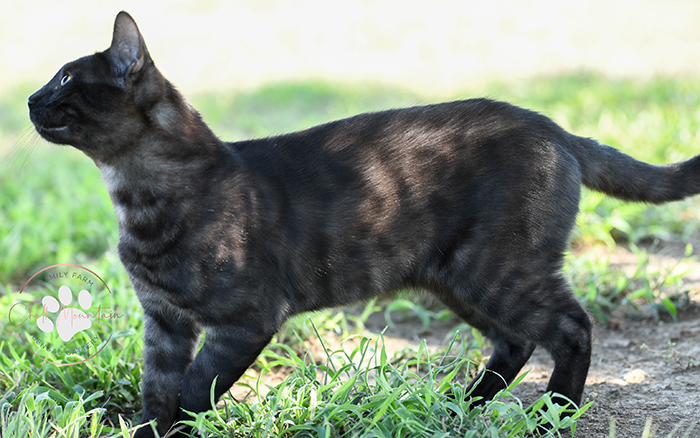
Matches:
[134,312,201,438]
[175,321,274,424]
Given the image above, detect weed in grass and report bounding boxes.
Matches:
[0,383,108,438]
[565,242,695,321]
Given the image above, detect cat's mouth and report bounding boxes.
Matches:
[40,125,68,133]
[34,124,71,145]
[29,113,69,136]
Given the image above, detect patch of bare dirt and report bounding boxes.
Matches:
[515,308,700,437]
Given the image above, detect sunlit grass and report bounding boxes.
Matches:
[175,328,589,438]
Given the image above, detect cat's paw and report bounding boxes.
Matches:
[36,285,92,342]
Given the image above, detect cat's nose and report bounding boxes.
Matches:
[28,91,41,109]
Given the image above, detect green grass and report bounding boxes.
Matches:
[176,327,588,437]
[1,74,699,436]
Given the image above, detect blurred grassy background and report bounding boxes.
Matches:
[3,0,700,99]
[3,0,700,146]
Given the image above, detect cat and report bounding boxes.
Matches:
[28,11,700,438]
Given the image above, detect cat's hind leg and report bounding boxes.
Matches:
[465,330,536,403]
[535,277,592,406]
[441,269,592,408]
[438,299,536,402]
[473,274,591,407]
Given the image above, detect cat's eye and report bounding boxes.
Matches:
[60,74,71,86]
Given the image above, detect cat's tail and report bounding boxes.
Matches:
[569,135,700,204]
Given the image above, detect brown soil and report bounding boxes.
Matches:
[517,307,700,437]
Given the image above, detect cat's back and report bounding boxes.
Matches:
[226,98,569,187]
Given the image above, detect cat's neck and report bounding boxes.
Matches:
[148,83,220,146]
[98,156,185,228]
[95,81,235,242]
[95,115,226,231]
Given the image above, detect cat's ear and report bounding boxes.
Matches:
[107,11,148,78]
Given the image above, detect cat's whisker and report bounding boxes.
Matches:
[0,124,44,177]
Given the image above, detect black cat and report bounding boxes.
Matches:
[29,11,700,437]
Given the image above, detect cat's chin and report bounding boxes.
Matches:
[36,125,71,145]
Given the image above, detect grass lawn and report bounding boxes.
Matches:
[1,74,699,437]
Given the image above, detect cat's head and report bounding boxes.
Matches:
[28,12,173,162]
